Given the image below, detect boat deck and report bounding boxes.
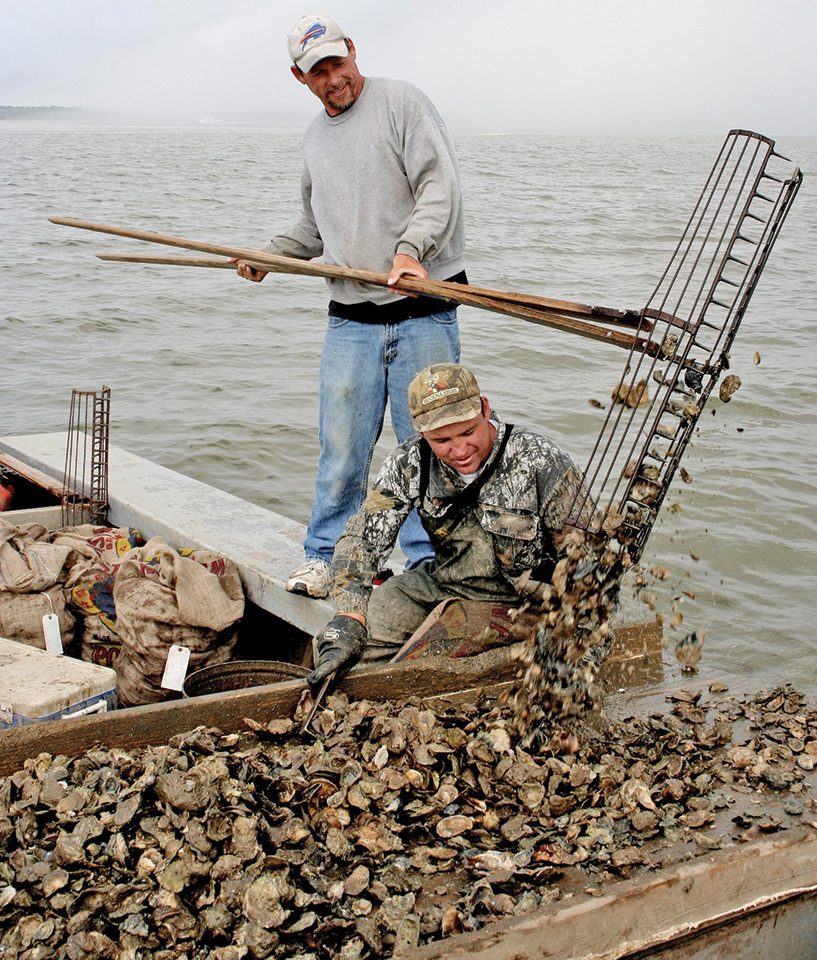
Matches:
[1,432,333,638]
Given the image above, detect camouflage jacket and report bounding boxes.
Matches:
[331,414,592,617]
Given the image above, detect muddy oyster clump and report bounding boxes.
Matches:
[2,684,815,958]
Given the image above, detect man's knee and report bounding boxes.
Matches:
[366,576,426,647]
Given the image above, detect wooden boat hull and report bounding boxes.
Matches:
[407,827,817,960]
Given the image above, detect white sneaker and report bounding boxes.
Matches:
[286,558,330,598]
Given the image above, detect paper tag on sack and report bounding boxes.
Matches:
[161,644,191,691]
[42,613,63,655]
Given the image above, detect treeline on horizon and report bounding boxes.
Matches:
[0,106,82,119]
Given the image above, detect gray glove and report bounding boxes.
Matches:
[307,615,367,688]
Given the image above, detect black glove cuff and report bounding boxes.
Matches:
[315,615,367,658]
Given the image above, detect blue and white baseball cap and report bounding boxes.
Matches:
[287,15,349,73]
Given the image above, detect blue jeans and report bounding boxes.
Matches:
[304,308,460,568]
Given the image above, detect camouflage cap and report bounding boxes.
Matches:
[408,363,484,432]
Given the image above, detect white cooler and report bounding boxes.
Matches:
[0,635,118,728]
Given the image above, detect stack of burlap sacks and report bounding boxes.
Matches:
[0,522,244,706]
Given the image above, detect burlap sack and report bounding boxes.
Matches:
[55,525,146,586]
[57,525,145,667]
[0,522,74,592]
[0,584,76,652]
[113,538,244,706]
[80,617,121,669]
[0,522,77,648]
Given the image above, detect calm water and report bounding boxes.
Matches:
[2,124,816,683]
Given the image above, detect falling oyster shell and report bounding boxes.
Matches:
[675,631,704,670]
[718,374,742,403]
[631,479,661,504]
[611,378,649,408]
[660,334,679,359]
[602,510,626,535]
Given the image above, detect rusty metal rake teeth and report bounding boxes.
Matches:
[570,130,802,559]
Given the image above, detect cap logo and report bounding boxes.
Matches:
[422,387,459,406]
[300,22,327,50]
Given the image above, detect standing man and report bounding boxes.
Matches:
[238,14,466,598]
[307,362,596,685]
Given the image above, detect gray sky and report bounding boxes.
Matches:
[1,0,815,136]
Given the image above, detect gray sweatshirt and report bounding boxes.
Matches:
[269,76,466,305]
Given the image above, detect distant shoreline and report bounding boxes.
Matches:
[0,106,83,120]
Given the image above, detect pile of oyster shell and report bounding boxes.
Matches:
[2,682,815,959]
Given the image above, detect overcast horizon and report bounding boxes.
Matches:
[2,0,815,138]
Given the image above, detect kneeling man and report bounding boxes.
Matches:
[308,362,593,686]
